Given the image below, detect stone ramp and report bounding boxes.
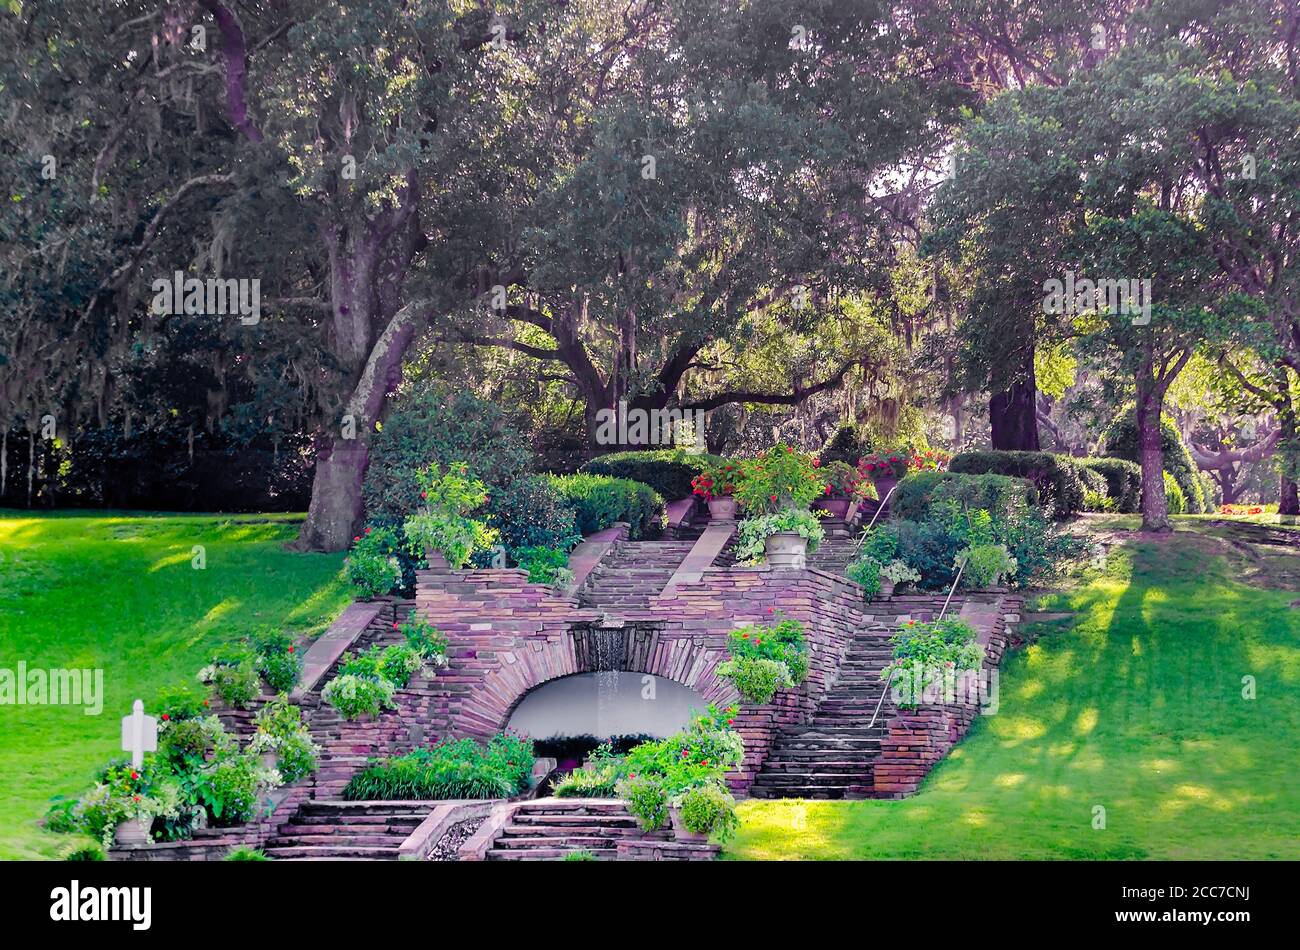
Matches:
[577,539,699,610]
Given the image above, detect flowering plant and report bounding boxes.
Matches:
[858,451,910,480]
[691,458,743,500]
[734,444,824,514]
[734,509,825,563]
[402,462,499,568]
[881,617,984,708]
[1219,503,1265,515]
[907,448,951,472]
[819,460,860,500]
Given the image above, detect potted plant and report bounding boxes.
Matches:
[733,445,828,566]
[734,509,825,568]
[812,460,859,519]
[880,559,921,595]
[672,782,740,843]
[402,461,499,570]
[691,459,743,521]
[857,451,911,501]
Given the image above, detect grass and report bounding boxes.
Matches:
[0,510,350,860]
[725,523,1300,860]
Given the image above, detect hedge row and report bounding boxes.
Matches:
[580,449,724,501]
[1077,457,1142,513]
[891,470,1039,522]
[948,450,1086,518]
[548,473,667,539]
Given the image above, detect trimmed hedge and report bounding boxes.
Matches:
[548,473,667,539]
[1163,471,1187,514]
[1102,407,1206,514]
[948,451,1086,518]
[819,422,872,467]
[1078,457,1142,513]
[581,449,725,501]
[891,471,1039,522]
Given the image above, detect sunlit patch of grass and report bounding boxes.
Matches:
[0,510,350,860]
[725,532,1300,861]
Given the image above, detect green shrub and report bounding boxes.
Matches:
[59,841,107,861]
[1164,471,1187,514]
[486,475,582,555]
[734,444,825,514]
[958,543,1018,588]
[342,735,534,800]
[561,849,597,861]
[252,633,301,694]
[846,556,882,599]
[618,774,670,832]
[1078,465,1107,496]
[716,656,792,705]
[733,509,825,563]
[153,684,206,722]
[1102,406,1206,513]
[678,782,740,841]
[514,545,571,583]
[403,462,500,568]
[548,473,666,539]
[197,647,260,708]
[398,615,448,665]
[225,846,269,861]
[551,763,620,798]
[882,617,985,708]
[193,751,271,826]
[363,386,531,519]
[581,449,725,501]
[248,698,320,783]
[321,673,397,720]
[891,470,1039,522]
[344,525,404,598]
[1078,457,1142,513]
[948,451,1085,518]
[818,422,872,467]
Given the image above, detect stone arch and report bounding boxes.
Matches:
[455,622,735,738]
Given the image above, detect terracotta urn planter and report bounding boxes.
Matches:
[707,496,738,521]
[813,497,852,519]
[764,532,807,569]
[114,817,150,847]
[871,475,899,502]
[878,577,896,598]
[670,806,709,843]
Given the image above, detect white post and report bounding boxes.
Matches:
[120,699,158,769]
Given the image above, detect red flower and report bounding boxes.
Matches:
[767,607,774,613]
[133,795,141,803]
[365,527,372,534]
[353,536,361,542]
[161,713,170,721]
[130,771,139,780]
[770,494,778,502]
[812,458,820,467]
[727,719,734,726]
[288,646,294,653]
[203,699,210,707]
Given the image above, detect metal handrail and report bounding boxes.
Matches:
[864,554,968,730]
[852,481,900,550]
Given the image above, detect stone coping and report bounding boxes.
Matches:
[397,799,498,861]
[291,600,388,701]
[662,522,736,591]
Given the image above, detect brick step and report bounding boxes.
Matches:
[277,819,424,834]
[748,773,869,786]
[514,800,629,814]
[756,761,873,773]
[297,801,432,817]
[748,786,866,800]
[269,833,413,848]
[262,845,402,859]
[493,835,622,850]
[500,824,649,839]
[511,813,641,828]
[485,847,618,861]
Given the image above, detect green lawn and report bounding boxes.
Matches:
[0,511,350,860]
[725,527,1300,860]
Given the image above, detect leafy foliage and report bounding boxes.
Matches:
[582,450,724,502]
[342,735,534,801]
[734,509,826,564]
[547,473,666,539]
[949,451,1086,518]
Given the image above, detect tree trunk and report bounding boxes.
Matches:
[1136,385,1170,531]
[1279,413,1299,516]
[989,352,1040,451]
[295,433,371,551]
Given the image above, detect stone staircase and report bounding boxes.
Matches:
[484,799,675,861]
[806,535,860,576]
[577,539,698,610]
[748,621,896,799]
[263,801,433,860]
